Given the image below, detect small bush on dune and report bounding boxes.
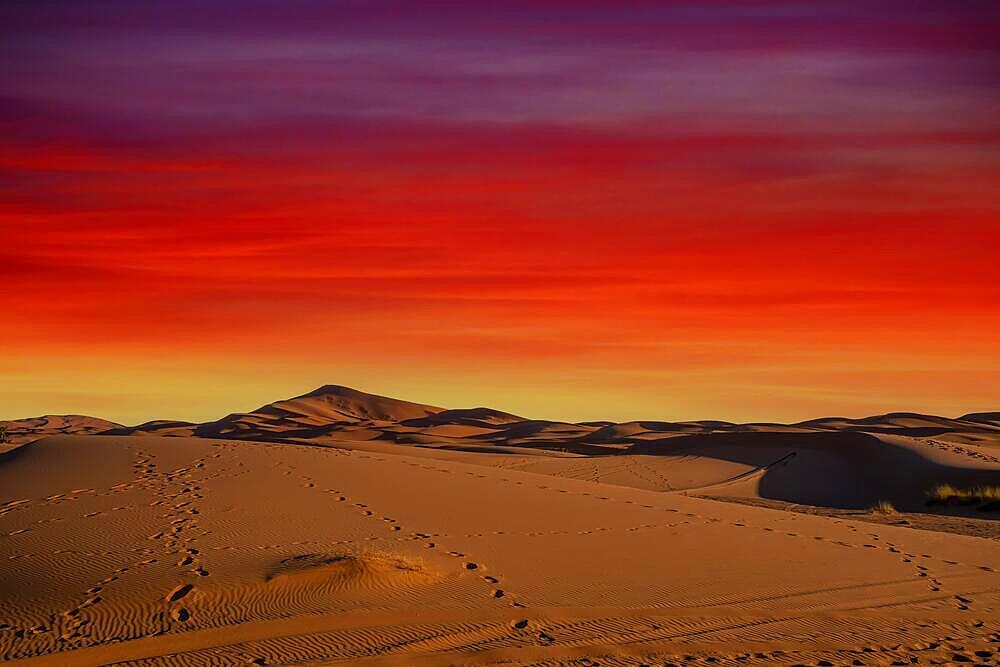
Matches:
[926,484,960,505]
[926,484,1000,509]
[976,486,1000,502]
[869,500,897,515]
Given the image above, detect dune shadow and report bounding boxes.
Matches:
[628,431,1000,511]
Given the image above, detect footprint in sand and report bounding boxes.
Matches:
[166,583,194,603]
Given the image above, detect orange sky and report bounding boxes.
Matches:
[2,2,999,424]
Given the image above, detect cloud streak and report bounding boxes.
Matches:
[2,1,999,422]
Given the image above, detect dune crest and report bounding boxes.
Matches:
[0,415,122,449]
[6,386,999,518]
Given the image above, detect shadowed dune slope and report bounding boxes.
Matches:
[963,412,1000,427]
[400,407,525,428]
[627,431,1000,510]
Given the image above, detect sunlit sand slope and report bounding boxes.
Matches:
[2,435,999,666]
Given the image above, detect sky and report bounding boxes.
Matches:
[2,1,999,425]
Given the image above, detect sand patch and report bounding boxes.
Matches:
[264,552,435,588]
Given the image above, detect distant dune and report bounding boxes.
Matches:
[2,386,999,665]
[0,415,122,450]
[5,385,998,512]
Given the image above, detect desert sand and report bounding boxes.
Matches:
[2,386,999,666]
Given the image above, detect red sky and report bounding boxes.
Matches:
[2,1,999,424]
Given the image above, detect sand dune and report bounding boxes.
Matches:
[5,387,1000,522]
[0,415,122,451]
[9,386,996,513]
[963,412,1000,428]
[1,432,999,665]
[2,387,999,665]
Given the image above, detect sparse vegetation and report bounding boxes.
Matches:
[926,484,1000,510]
[869,500,897,515]
[0,424,8,444]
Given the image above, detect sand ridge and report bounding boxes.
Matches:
[6,385,999,514]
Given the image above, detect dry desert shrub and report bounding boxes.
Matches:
[926,484,1000,509]
[869,500,897,515]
